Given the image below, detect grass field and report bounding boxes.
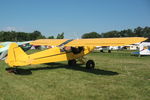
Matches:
[0,50,150,100]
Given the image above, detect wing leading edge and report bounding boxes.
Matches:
[30,39,69,46]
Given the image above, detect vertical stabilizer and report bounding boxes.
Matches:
[5,43,29,67]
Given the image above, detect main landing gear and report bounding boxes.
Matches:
[68,58,95,69]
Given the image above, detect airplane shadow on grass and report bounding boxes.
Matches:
[9,63,119,76]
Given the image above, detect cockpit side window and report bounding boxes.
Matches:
[61,46,84,54]
[71,47,84,54]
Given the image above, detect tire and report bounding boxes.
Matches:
[100,50,104,53]
[68,59,76,66]
[86,60,95,69]
[108,50,111,53]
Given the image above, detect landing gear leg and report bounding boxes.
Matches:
[77,57,95,69]
[68,57,95,69]
[77,57,86,64]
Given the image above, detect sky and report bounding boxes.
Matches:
[0,0,150,38]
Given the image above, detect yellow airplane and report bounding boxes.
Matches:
[5,37,147,73]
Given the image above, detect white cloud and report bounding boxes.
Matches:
[2,26,24,32]
[5,26,17,31]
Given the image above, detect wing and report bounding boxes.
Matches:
[65,37,147,46]
[30,39,69,46]
[30,37,147,46]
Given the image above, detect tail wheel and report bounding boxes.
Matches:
[68,59,77,66]
[5,68,18,74]
[86,60,95,69]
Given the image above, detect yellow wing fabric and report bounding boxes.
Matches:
[30,37,147,46]
[30,39,68,46]
[65,37,147,46]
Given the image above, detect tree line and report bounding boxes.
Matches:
[82,26,150,41]
[0,31,64,41]
[0,26,150,41]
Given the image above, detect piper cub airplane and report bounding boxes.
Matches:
[5,37,147,73]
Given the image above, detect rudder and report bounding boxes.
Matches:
[5,43,29,67]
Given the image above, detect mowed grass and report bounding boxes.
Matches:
[0,50,150,100]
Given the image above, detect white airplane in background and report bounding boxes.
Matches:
[0,41,31,60]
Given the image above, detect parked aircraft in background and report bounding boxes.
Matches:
[0,41,31,60]
[132,42,150,56]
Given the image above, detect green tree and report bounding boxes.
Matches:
[0,30,46,41]
[143,27,150,37]
[82,32,101,38]
[48,36,54,39]
[134,26,143,37]
[29,31,45,40]
[119,29,133,37]
[56,32,64,39]
[102,31,119,38]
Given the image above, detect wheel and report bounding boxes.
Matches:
[108,50,111,53]
[6,68,14,73]
[100,50,104,53]
[68,59,77,66]
[86,60,95,69]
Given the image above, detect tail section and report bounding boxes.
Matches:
[5,43,29,67]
